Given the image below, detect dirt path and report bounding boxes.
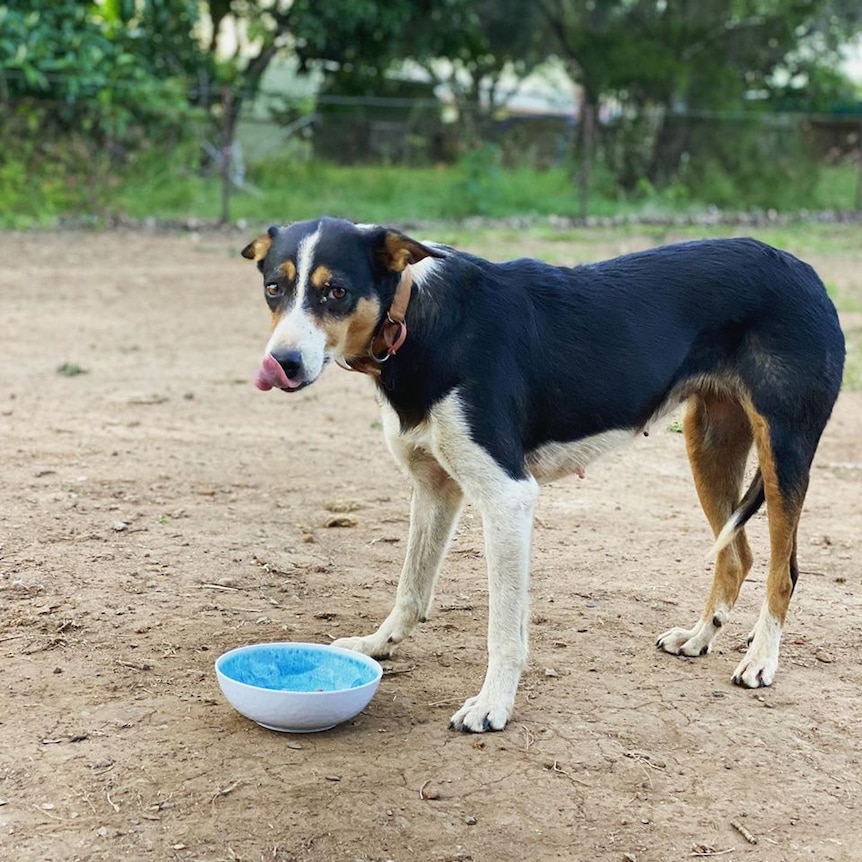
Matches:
[1,230,860,862]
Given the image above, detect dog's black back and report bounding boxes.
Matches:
[386,237,844,482]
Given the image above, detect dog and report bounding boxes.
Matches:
[242,217,845,732]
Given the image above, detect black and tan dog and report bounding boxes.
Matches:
[242,217,844,732]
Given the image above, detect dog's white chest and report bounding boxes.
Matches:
[380,396,633,485]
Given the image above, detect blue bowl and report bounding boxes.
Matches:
[215,642,382,733]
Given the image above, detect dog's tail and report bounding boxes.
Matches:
[706,470,765,560]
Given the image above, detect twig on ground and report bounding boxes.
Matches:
[731,820,758,844]
[211,779,242,802]
[106,788,120,813]
[382,665,416,677]
[691,847,735,858]
[548,760,590,787]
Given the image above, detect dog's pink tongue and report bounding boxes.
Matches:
[255,353,292,391]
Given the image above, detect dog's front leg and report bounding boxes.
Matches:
[334,455,463,659]
[449,476,539,732]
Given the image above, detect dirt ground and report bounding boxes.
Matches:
[1,228,860,862]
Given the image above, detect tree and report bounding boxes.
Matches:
[535,0,862,198]
[538,0,861,112]
[279,0,544,148]
[0,1,204,139]
[406,0,545,146]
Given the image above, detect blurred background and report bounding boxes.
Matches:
[2,0,862,227]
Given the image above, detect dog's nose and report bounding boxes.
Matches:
[272,349,303,381]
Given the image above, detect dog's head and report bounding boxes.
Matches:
[242,217,441,392]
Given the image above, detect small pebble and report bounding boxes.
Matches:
[465,815,477,825]
[815,650,833,663]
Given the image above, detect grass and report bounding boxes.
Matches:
[842,319,862,391]
[1,140,859,228]
[95,158,862,228]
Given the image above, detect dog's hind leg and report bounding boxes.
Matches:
[334,449,463,658]
[730,409,810,687]
[657,395,754,657]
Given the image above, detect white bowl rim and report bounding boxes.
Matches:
[215,641,383,696]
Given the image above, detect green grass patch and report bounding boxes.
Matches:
[11,152,856,228]
[3,146,860,229]
[56,362,87,377]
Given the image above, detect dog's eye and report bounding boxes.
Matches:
[326,285,347,301]
[264,283,282,299]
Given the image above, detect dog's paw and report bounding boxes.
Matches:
[656,618,718,657]
[449,694,511,733]
[731,653,776,688]
[332,634,394,660]
[731,610,782,687]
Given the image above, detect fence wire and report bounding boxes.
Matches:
[2,87,861,223]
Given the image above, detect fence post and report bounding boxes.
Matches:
[220,87,234,226]
[577,94,594,222]
[856,118,862,212]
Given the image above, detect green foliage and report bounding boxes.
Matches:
[662,116,818,210]
[538,0,862,191]
[447,145,504,217]
[540,0,862,110]
[0,2,203,140]
[0,1,210,225]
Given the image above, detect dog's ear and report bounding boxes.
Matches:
[372,228,443,273]
[240,225,279,263]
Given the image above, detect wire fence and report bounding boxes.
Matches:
[3,85,862,224]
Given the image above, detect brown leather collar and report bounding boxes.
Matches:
[338,266,413,376]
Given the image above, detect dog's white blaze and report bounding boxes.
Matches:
[265,228,327,379]
[294,228,320,302]
[526,430,634,484]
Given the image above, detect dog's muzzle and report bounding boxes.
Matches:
[254,352,306,392]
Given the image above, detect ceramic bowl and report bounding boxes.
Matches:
[215,642,382,733]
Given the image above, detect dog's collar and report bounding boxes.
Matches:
[337,265,413,376]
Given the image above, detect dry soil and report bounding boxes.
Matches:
[1,229,860,862]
